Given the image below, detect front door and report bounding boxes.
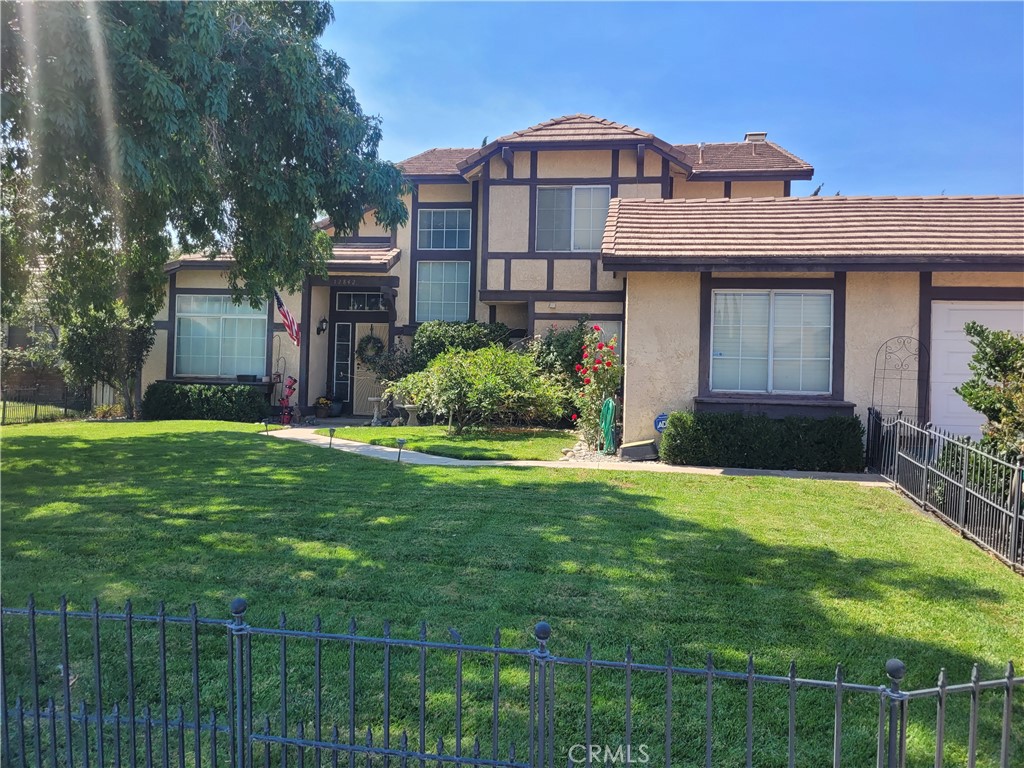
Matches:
[328,290,390,415]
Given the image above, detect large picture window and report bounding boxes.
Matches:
[536,185,610,252]
[174,295,267,377]
[710,290,832,394]
[415,261,471,322]
[417,208,471,250]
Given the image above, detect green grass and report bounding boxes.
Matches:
[314,424,575,460]
[1,421,1022,766]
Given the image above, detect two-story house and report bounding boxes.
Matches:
[151,113,1024,443]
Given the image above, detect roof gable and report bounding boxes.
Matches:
[454,114,694,176]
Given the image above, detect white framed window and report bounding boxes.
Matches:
[417,208,471,250]
[416,261,471,322]
[335,292,386,312]
[174,294,267,377]
[536,185,611,252]
[710,290,833,394]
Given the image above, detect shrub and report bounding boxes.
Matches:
[659,411,865,472]
[569,325,623,449]
[142,382,270,422]
[411,321,511,370]
[955,321,1024,458]
[532,317,591,378]
[389,345,565,434]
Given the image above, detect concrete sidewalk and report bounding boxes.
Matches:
[267,426,887,486]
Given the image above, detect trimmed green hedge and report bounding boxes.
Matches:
[659,411,865,472]
[142,382,270,422]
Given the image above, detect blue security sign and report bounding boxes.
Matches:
[654,413,669,433]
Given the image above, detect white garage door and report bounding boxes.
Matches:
[930,301,1024,437]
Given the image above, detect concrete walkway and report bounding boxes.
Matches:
[267,425,888,486]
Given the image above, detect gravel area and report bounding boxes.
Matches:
[559,440,622,463]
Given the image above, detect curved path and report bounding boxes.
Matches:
[267,425,887,486]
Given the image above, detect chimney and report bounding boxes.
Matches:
[744,132,767,143]
[698,141,705,164]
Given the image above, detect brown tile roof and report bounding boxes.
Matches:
[328,242,401,270]
[499,113,658,143]
[601,195,1024,269]
[396,116,813,180]
[398,148,475,177]
[675,141,813,178]
[165,244,402,275]
[455,114,694,175]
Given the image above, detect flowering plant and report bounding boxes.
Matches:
[571,325,623,449]
[314,396,332,409]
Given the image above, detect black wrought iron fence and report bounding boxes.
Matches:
[0,386,90,426]
[1,597,1020,768]
[866,408,1024,572]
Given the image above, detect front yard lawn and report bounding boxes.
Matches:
[1,421,1021,765]
[314,424,574,460]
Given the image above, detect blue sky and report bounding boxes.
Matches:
[325,2,1024,196]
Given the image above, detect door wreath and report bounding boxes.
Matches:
[356,333,386,364]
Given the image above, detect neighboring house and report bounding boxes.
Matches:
[149,113,1024,440]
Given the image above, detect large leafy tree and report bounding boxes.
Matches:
[1,1,407,413]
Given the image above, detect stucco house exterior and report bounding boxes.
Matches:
[147,114,1024,443]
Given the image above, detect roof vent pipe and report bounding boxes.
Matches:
[698,142,705,164]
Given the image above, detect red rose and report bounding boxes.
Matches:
[584,377,591,384]
[575,363,583,372]
[597,343,604,350]
[595,357,602,364]
[582,352,589,359]
[593,325,602,332]
[605,361,612,368]
[571,414,578,421]
[608,344,615,350]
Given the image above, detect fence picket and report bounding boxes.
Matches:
[2,599,1021,768]
[867,411,1023,572]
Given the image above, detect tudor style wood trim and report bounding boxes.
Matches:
[917,272,932,422]
[479,289,625,303]
[299,278,312,407]
[308,275,401,288]
[409,182,480,325]
[914,275,1024,423]
[165,273,177,378]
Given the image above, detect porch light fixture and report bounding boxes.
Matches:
[328,427,336,448]
[396,438,407,463]
[316,317,329,336]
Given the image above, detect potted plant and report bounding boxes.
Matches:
[328,397,344,417]
[314,396,332,419]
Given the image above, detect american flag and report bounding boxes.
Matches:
[274,290,300,347]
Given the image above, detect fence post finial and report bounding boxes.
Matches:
[230,597,248,624]
[534,621,551,658]
[884,658,907,768]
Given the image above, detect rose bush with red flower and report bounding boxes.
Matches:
[571,325,623,449]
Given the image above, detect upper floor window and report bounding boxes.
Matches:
[174,294,267,378]
[416,261,471,322]
[710,290,833,395]
[536,185,611,252]
[418,208,471,250]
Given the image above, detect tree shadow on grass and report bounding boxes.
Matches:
[1,426,1022,765]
